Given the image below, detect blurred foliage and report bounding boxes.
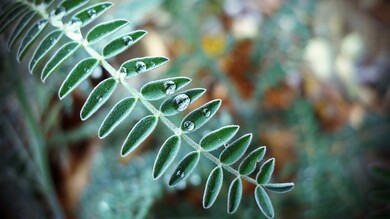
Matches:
[1,0,390,218]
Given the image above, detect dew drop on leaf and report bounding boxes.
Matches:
[164,80,176,95]
[150,62,156,67]
[174,94,190,111]
[50,6,66,20]
[122,35,133,45]
[120,67,127,74]
[135,61,147,73]
[68,17,82,30]
[223,143,229,148]
[202,108,211,117]
[183,120,195,131]
[37,20,46,29]
[88,9,97,18]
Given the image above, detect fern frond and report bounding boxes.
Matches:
[0,0,294,217]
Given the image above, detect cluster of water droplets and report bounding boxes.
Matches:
[163,80,176,95]
[173,94,190,111]
[50,6,66,27]
[183,120,195,131]
[135,61,147,73]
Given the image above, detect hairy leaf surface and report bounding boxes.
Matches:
[17,19,48,61]
[98,97,137,138]
[103,30,147,58]
[255,186,274,218]
[121,115,158,157]
[219,134,252,165]
[203,166,223,209]
[41,41,80,82]
[169,151,200,186]
[86,19,128,44]
[256,158,275,184]
[141,77,191,101]
[160,88,206,116]
[80,77,118,120]
[227,177,242,214]
[153,135,181,179]
[199,125,239,152]
[59,57,99,99]
[119,56,169,77]
[238,146,266,175]
[30,30,64,73]
[180,99,221,133]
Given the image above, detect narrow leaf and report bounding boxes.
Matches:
[29,30,64,73]
[256,158,275,184]
[219,134,252,165]
[67,2,113,28]
[98,97,137,138]
[180,99,222,133]
[255,186,274,219]
[8,11,36,50]
[41,41,80,82]
[119,56,169,77]
[59,58,99,99]
[238,146,266,175]
[120,115,158,157]
[141,77,192,101]
[203,166,223,209]
[160,88,206,116]
[53,0,89,17]
[227,177,242,214]
[0,2,22,24]
[200,125,239,152]
[168,151,200,187]
[264,183,294,193]
[153,135,181,179]
[103,30,147,58]
[80,77,118,120]
[0,5,28,33]
[17,19,48,61]
[86,19,128,44]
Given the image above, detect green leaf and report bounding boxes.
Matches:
[67,2,113,28]
[264,183,294,193]
[255,186,274,219]
[256,158,275,184]
[86,19,128,44]
[0,2,22,24]
[103,30,147,58]
[29,30,64,73]
[180,99,222,133]
[52,0,89,17]
[219,134,252,165]
[227,177,242,214]
[203,166,223,209]
[58,57,99,99]
[98,97,137,138]
[141,77,192,101]
[168,151,200,187]
[160,88,206,116]
[0,4,28,33]
[80,77,118,120]
[41,41,80,82]
[119,56,169,77]
[199,125,239,152]
[238,146,266,175]
[8,11,36,50]
[153,135,181,179]
[17,19,48,62]
[121,115,158,157]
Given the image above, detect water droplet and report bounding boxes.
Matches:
[223,143,229,148]
[164,81,176,95]
[183,120,195,131]
[49,37,54,44]
[50,6,66,19]
[122,35,133,45]
[68,17,82,30]
[37,21,46,29]
[135,61,147,73]
[174,94,190,111]
[176,170,185,178]
[202,108,211,117]
[120,66,127,74]
[150,61,156,67]
[88,9,97,18]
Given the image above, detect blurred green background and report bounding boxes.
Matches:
[1,0,390,218]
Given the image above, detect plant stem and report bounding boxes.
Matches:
[22,0,258,186]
